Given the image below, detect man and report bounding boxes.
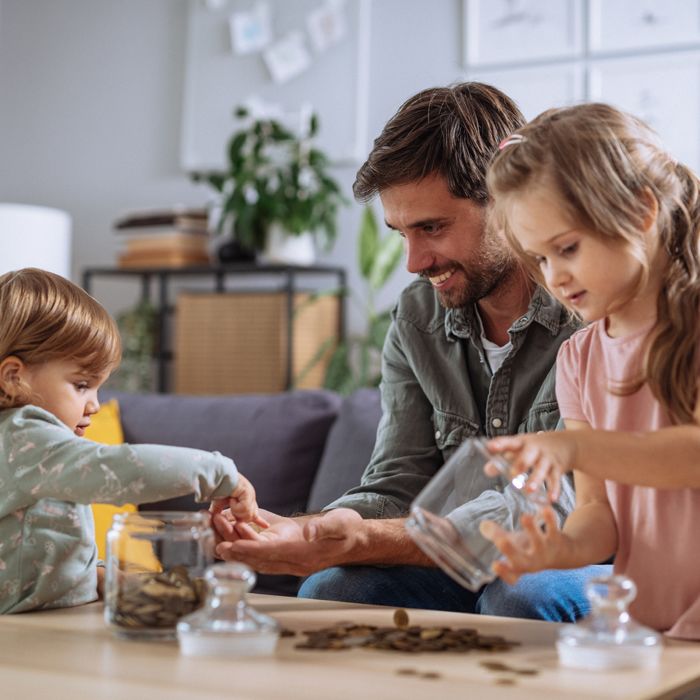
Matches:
[214,82,610,620]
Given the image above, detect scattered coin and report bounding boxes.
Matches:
[421,671,442,680]
[480,660,539,676]
[280,627,296,638]
[393,608,410,629]
[480,661,511,672]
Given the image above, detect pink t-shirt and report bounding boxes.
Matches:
[556,320,700,640]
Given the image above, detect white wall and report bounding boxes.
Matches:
[1,0,698,334]
[0,0,469,331]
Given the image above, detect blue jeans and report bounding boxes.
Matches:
[298,564,612,622]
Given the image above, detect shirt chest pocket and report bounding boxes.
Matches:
[432,411,492,501]
[432,410,480,453]
[518,399,561,434]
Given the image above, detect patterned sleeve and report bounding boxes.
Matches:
[555,336,587,422]
[1,406,240,514]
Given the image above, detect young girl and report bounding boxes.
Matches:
[0,267,264,614]
[481,103,700,640]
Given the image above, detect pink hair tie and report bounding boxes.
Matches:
[498,134,526,150]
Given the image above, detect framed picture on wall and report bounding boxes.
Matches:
[589,52,700,172]
[588,0,700,54]
[463,0,583,67]
[468,64,584,120]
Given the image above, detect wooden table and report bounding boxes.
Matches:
[1,595,699,700]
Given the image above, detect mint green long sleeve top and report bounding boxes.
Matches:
[0,405,239,614]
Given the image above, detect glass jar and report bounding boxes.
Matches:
[177,562,279,657]
[557,575,662,669]
[104,511,215,639]
[406,437,548,591]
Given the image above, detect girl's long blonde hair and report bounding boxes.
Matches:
[487,103,700,424]
[0,268,122,408]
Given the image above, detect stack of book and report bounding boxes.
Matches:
[114,207,211,268]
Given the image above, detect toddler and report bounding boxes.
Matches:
[0,268,263,613]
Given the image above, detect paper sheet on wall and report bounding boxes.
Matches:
[230,1,272,55]
[263,31,312,84]
[307,2,348,53]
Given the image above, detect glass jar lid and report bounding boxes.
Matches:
[177,562,279,657]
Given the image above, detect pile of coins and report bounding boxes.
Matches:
[294,609,519,654]
[110,566,205,630]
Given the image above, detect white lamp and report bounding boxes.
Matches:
[0,203,72,279]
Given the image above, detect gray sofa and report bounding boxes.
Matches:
[102,388,382,595]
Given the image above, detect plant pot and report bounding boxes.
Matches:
[262,225,316,266]
[217,239,257,264]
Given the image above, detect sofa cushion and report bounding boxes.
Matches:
[306,388,382,513]
[102,389,342,517]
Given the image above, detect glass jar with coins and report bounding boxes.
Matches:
[104,511,215,639]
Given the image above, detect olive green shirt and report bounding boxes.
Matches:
[326,279,580,521]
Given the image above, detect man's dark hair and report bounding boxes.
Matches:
[353,82,525,203]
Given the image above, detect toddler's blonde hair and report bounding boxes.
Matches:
[0,268,122,408]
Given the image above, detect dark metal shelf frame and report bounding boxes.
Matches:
[82,263,347,393]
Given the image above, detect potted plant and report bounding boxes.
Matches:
[192,106,347,264]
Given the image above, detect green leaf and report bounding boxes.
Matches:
[358,206,379,280]
[369,232,404,290]
[309,113,319,137]
[323,344,352,393]
[228,132,247,167]
[368,311,393,351]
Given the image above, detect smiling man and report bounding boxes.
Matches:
[214,82,610,620]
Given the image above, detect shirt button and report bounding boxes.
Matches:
[435,430,441,439]
[491,418,503,428]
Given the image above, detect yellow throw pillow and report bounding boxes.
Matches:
[86,400,136,560]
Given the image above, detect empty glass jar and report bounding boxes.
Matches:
[557,575,662,669]
[104,511,215,640]
[406,437,548,591]
[177,562,280,657]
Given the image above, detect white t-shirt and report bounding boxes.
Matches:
[475,309,512,374]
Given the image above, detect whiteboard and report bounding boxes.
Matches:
[180,0,371,171]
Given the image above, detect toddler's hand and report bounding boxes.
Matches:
[479,506,564,585]
[96,565,106,598]
[210,474,269,530]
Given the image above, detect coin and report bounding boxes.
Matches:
[393,608,410,629]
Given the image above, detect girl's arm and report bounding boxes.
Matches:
[490,423,700,492]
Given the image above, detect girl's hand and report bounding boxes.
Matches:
[210,474,269,530]
[479,506,566,585]
[487,432,580,502]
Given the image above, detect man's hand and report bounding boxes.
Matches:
[212,508,364,576]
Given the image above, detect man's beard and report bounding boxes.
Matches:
[423,237,517,309]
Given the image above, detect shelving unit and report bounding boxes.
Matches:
[82,263,346,394]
